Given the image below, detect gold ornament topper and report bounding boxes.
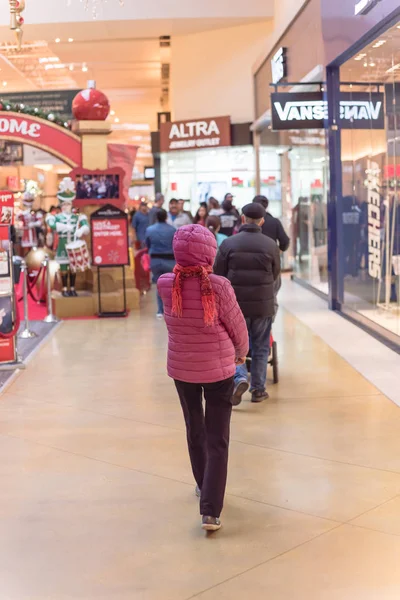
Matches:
[9,0,25,49]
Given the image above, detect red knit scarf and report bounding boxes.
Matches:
[172,264,217,326]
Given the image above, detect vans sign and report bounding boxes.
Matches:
[271,92,385,130]
[160,116,231,152]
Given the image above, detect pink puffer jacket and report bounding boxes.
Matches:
[158,225,248,383]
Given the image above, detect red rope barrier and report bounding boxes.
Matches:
[0,288,21,339]
[26,265,45,303]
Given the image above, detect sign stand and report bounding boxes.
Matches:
[97,266,127,318]
[90,203,130,319]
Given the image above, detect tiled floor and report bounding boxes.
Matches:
[1,291,400,599]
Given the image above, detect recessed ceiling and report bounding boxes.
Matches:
[0,12,272,171]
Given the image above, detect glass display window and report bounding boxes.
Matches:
[160,146,257,213]
[339,21,400,339]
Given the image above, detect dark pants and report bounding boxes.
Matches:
[151,258,175,314]
[235,316,272,391]
[174,377,234,518]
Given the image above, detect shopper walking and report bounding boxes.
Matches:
[253,195,290,250]
[214,203,281,404]
[158,225,248,531]
[167,199,192,229]
[193,203,208,226]
[219,198,239,237]
[208,197,223,216]
[148,193,165,226]
[206,215,227,248]
[132,202,149,248]
[145,208,176,318]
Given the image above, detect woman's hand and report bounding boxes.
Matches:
[235,356,246,365]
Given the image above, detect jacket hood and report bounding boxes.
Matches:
[173,224,217,267]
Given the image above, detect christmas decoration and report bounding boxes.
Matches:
[72,84,110,121]
[0,98,71,129]
[47,177,90,297]
[9,0,25,49]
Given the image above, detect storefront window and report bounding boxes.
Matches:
[339,21,400,339]
[160,146,257,213]
[259,126,328,289]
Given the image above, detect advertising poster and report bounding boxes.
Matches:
[90,204,129,267]
[0,191,14,226]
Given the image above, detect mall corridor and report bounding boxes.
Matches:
[0,280,399,599]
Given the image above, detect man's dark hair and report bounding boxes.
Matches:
[253,195,269,209]
[156,208,168,223]
[222,199,233,212]
[169,198,178,205]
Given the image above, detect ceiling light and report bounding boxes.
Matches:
[354,53,366,61]
[82,63,88,72]
[386,63,400,73]
[39,57,60,64]
[114,117,120,123]
[110,110,115,116]
[69,64,74,71]
[2,81,7,87]
[44,63,66,70]
[68,38,74,42]
[372,40,386,48]
[369,62,376,67]
[55,38,61,43]
[363,62,368,67]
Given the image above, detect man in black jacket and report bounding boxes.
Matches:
[214,203,280,404]
[253,195,290,250]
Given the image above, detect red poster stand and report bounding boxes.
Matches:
[0,192,22,368]
[90,204,129,317]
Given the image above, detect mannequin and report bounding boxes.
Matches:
[19,192,41,256]
[46,177,89,297]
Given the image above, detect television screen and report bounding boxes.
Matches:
[75,173,120,200]
[144,167,155,180]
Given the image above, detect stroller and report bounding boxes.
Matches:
[246,332,279,384]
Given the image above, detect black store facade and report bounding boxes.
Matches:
[254,0,400,348]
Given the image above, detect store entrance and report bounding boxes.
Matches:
[259,127,329,290]
[338,20,400,340]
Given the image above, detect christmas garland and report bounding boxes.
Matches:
[0,98,71,129]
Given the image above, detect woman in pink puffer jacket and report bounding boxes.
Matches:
[158,224,248,532]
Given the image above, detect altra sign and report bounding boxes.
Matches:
[271,92,385,130]
[0,111,81,167]
[160,116,231,152]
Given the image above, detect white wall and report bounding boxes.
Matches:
[253,0,308,74]
[171,21,273,123]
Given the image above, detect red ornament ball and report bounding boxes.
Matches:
[72,88,110,121]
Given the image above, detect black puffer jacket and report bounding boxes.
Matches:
[261,213,290,251]
[214,224,281,318]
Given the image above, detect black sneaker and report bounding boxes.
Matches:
[201,516,221,531]
[251,389,269,403]
[69,289,78,297]
[232,380,249,406]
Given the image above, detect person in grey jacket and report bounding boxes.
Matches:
[148,193,165,226]
[167,198,192,229]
